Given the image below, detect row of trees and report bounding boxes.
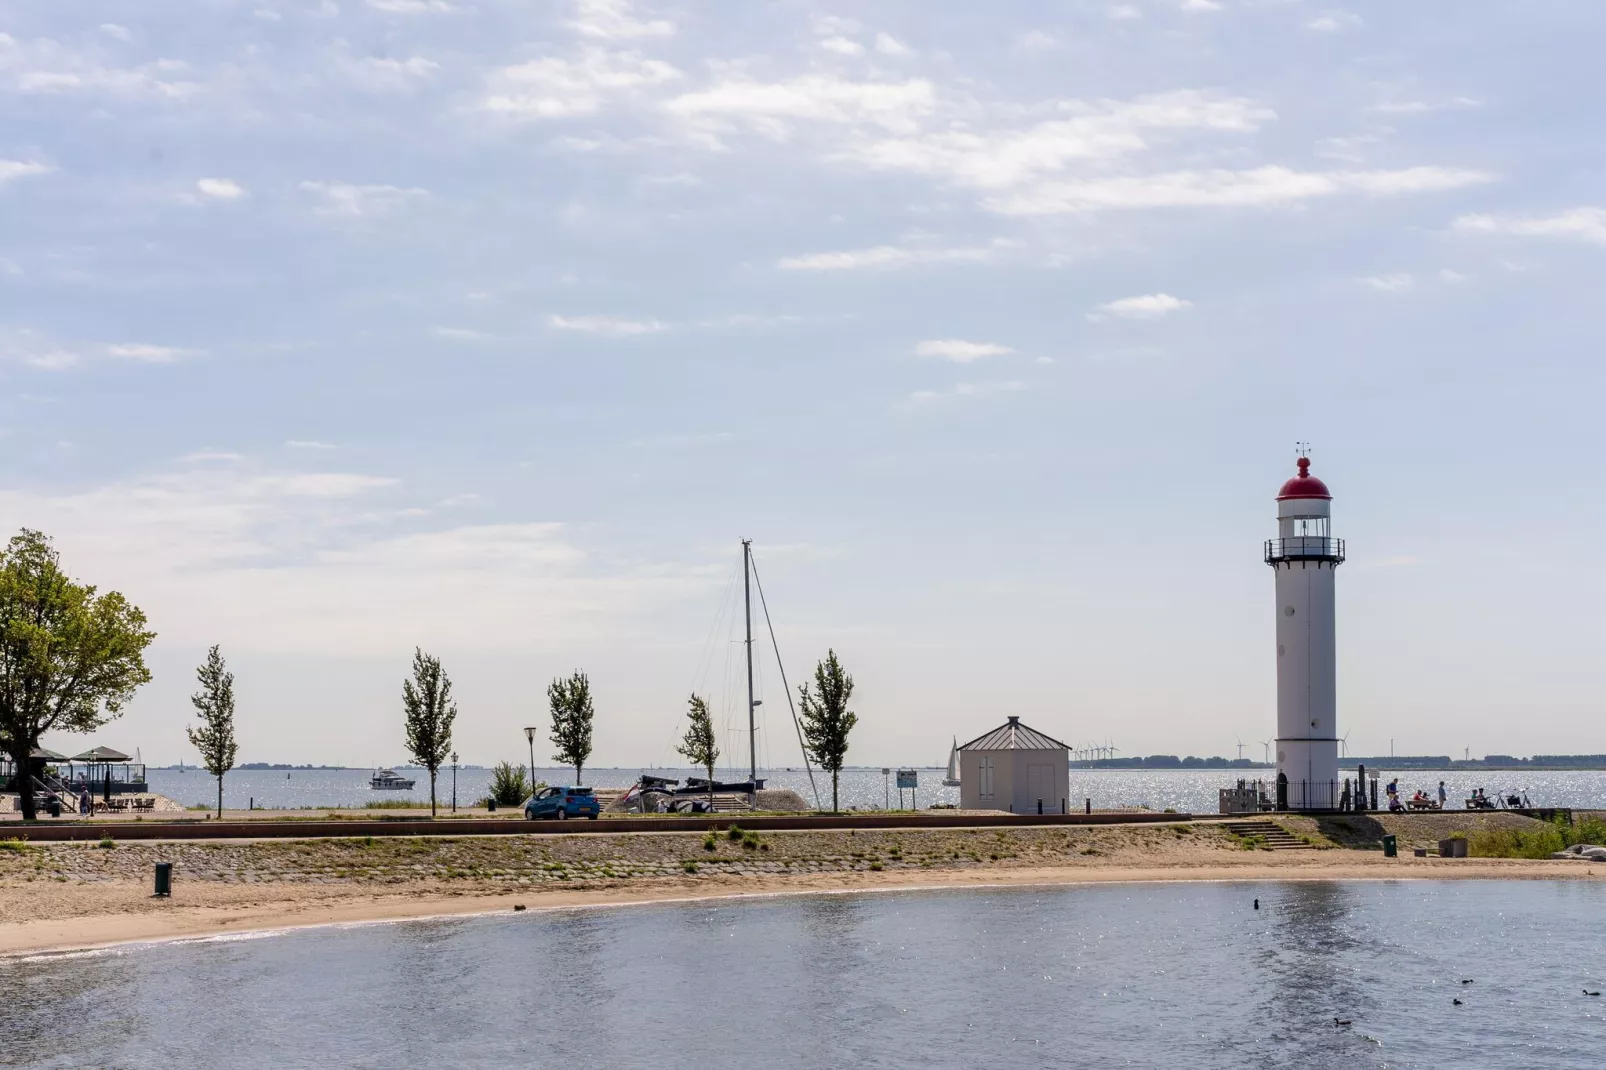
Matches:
[0,528,862,819]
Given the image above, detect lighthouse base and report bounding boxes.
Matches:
[1274,739,1340,811]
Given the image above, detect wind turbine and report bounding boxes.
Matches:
[1236,738,1246,762]
[1260,740,1273,765]
[1339,732,1351,759]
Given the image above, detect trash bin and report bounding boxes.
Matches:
[154,861,173,897]
[1381,834,1398,858]
[487,799,497,813]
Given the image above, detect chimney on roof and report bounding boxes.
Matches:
[1007,716,1020,725]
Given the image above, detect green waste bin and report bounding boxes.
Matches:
[154,861,173,897]
[1381,834,1398,858]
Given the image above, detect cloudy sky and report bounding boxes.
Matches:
[3,0,1602,769]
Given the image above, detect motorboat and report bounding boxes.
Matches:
[369,768,416,790]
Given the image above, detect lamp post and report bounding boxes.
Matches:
[451,752,458,813]
[524,727,537,794]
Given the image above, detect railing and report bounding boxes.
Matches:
[1264,537,1345,564]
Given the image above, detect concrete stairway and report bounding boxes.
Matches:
[1221,820,1310,850]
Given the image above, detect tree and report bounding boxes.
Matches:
[0,530,155,821]
[548,670,594,785]
[675,692,719,803]
[797,649,857,813]
[187,645,238,820]
[402,648,456,817]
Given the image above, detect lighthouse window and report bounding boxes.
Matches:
[1290,517,1328,538]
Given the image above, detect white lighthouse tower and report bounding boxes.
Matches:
[1265,451,1345,810]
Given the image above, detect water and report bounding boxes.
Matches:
[149,766,1606,813]
[4,881,1604,1068]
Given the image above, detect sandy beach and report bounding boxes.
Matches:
[4,815,1600,957]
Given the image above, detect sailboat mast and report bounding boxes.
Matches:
[743,539,756,784]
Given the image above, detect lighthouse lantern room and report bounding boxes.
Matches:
[1264,451,1345,810]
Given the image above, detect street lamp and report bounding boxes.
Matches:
[451,751,458,813]
[523,727,537,798]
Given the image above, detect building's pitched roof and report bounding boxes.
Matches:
[957,717,1069,752]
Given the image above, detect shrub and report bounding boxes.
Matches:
[702,834,717,852]
[1467,824,1564,859]
[1564,815,1606,848]
[869,861,884,871]
[726,824,744,842]
[489,762,535,807]
[741,831,762,851]
[97,834,115,850]
[682,860,698,874]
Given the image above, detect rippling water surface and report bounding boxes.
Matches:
[147,765,1606,813]
[5,881,1604,1069]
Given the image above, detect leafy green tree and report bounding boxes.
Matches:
[187,644,238,820]
[0,530,155,821]
[488,761,534,807]
[402,648,456,817]
[675,692,719,802]
[548,670,594,785]
[798,649,857,813]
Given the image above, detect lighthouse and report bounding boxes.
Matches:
[1265,452,1345,810]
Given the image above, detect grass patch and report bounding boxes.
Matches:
[1466,816,1606,859]
[869,861,884,871]
[725,824,745,842]
[702,834,717,852]
[97,834,115,850]
[681,860,698,874]
[0,838,32,853]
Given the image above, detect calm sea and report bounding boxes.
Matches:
[147,765,1606,813]
[4,881,1604,1068]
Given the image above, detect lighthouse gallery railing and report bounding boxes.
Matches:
[1264,537,1345,564]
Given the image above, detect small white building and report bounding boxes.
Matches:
[958,716,1071,814]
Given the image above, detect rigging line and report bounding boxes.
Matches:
[747,550,820,811]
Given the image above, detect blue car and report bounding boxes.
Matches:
[526,785,600,820]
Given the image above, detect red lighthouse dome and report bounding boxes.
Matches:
[1276,456,1332,501]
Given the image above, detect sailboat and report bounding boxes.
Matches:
[942,737,961,787]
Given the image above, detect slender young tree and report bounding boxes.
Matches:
[402,647,456,817]
[187,644,238,819]
[675,692,719,803]
[797,649,858,813]
[548,670,594,785]
[0,530,154,820]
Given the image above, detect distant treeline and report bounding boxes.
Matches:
[1073,755,1606,771]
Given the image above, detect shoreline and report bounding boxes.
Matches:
[5,857,1599,959]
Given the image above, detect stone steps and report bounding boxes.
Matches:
[1221,820,1311,850]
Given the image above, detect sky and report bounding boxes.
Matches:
[2,0,1603,770]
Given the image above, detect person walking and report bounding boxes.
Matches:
[1437,781,1447,808]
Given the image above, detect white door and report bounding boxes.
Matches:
[979,755,995,802]
[1026,764,1054,814]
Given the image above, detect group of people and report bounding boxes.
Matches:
[1386,778,1449,812]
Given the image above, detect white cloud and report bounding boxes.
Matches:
[431,326,491,341]
[570,0,674,40]
[1369,97,1480,116]
[547,313,669,335]
[344,55,441,91]
[4,36,201,101]
[874,33,912,57]
[1453,207,1606,246]
[776,243,997,271]
[1357,273,1415,293]
[365,0,453,12]
[912,339,1014,362]
[1438,268,1467,283]
[99,23,134,42]
[1088,293,1193,321]
[298,181,429,216]
[820,37,864,56]
[0,160,52,185]
[664,75,936,141]
[901,380,1027,407]
[286,440,336,450]
[1308,11,1363,33]
[987,165,1492,215]
[196,177,247,200]
[1107,5,1143,20]
[1014,29,1060,51]
[179,450,243,463]
[105,343,200,362]
[1181,0,1222,11]
[257,473,399,497]
[2,329,78,370]
[483,49,680,118]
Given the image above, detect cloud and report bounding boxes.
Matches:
[777,243,997,271]
[365,0,453,12]
[99,24,134,42]
[874,33,912,57]
[1014,30,1060,51]
[820,37,864,56]
[105,343,200,362]
[298,181,429,216]
[286,440,336,450]
[1088,293,1193,321]
[912,339,1014,362]
[196,177,247,200]
[664,75,936,141]
[256,473,399,497]
[547,313,668,335]
[179,450,243,463]
[3,35,202,100]
[1,329,78,370]
[627,431,735,448]
[1107,5,1143,20]
[344,55,441,91]
[483,49,680,117]
[1181,0,1222,11]
[1369,97,1481,116]
[1453,207,1606,246]
[0,160,53,185]
[986,165,1492,215]
[901,380,1027,407]
[570,0,674,40]
[431,326,492,341]
[1357,273,1414,292]
[1308,11,1363,33]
